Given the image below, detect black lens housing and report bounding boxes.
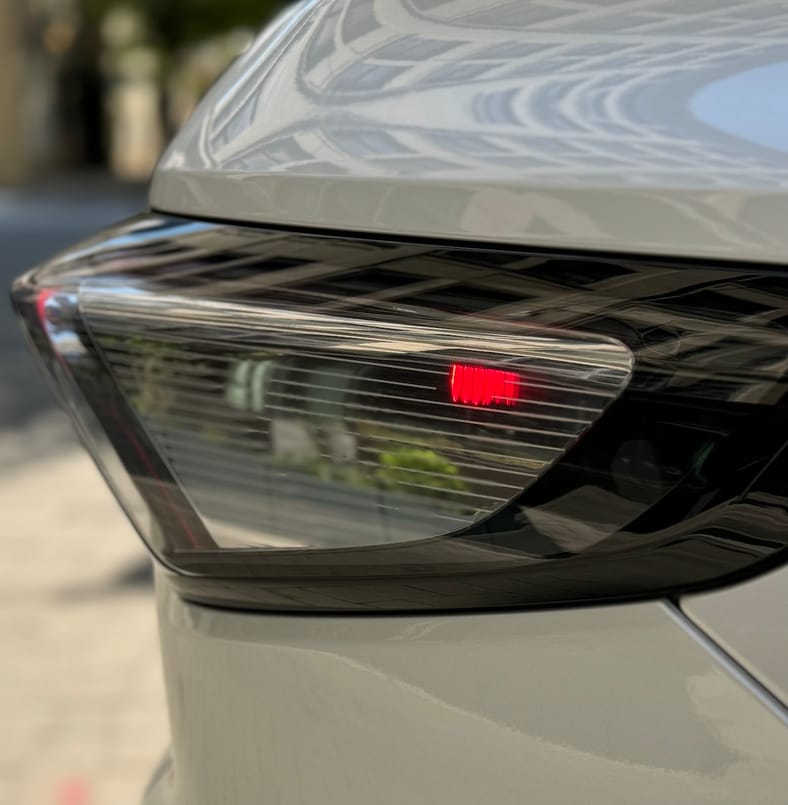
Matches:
[12,215,788,611]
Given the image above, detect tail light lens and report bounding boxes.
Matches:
[12,215,788,611]
[78,283,630,551]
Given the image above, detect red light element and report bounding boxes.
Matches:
[449,364,520,407]
[36,288,56,328]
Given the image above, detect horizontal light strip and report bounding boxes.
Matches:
[82,288,632,376]
[167,456,489,511]
[148,424,535,482]
[96,334,626,392]
[104,358,605,415]
[170,472,475,525]
[149,430,529,493]
[264,399,581,440]
[129,396,567,454]
[138,409,561,468]
[172,458,498,508]
[118,376,585,439]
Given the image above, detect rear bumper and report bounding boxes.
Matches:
[150,572,787,805]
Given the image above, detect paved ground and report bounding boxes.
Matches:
[0,177,170,805]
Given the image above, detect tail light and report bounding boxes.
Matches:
[12,215,788,610]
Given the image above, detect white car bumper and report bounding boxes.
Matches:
[146,572,787,805]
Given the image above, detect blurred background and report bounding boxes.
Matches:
[1,1,285,803]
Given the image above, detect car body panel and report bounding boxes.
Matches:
[153,573,787,805]
[683,564,788,706]
[152,0,788,262]
[34,4,786,804]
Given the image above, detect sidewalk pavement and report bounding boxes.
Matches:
[0,413,169,805]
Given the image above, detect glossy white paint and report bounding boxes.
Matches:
[144,4,788,802]
[683,564,788,706]
[152,0,788,262]
[151,575,787,805]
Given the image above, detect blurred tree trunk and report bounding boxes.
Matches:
[69,14,106,166]
[0,0,30,183]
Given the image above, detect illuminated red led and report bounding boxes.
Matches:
[36,288,56,328]
[449,364,520,407]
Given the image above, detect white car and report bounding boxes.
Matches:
[13,1,788,803]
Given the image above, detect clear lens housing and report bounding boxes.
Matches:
[78,285,632,550]
[18,215,786,612]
